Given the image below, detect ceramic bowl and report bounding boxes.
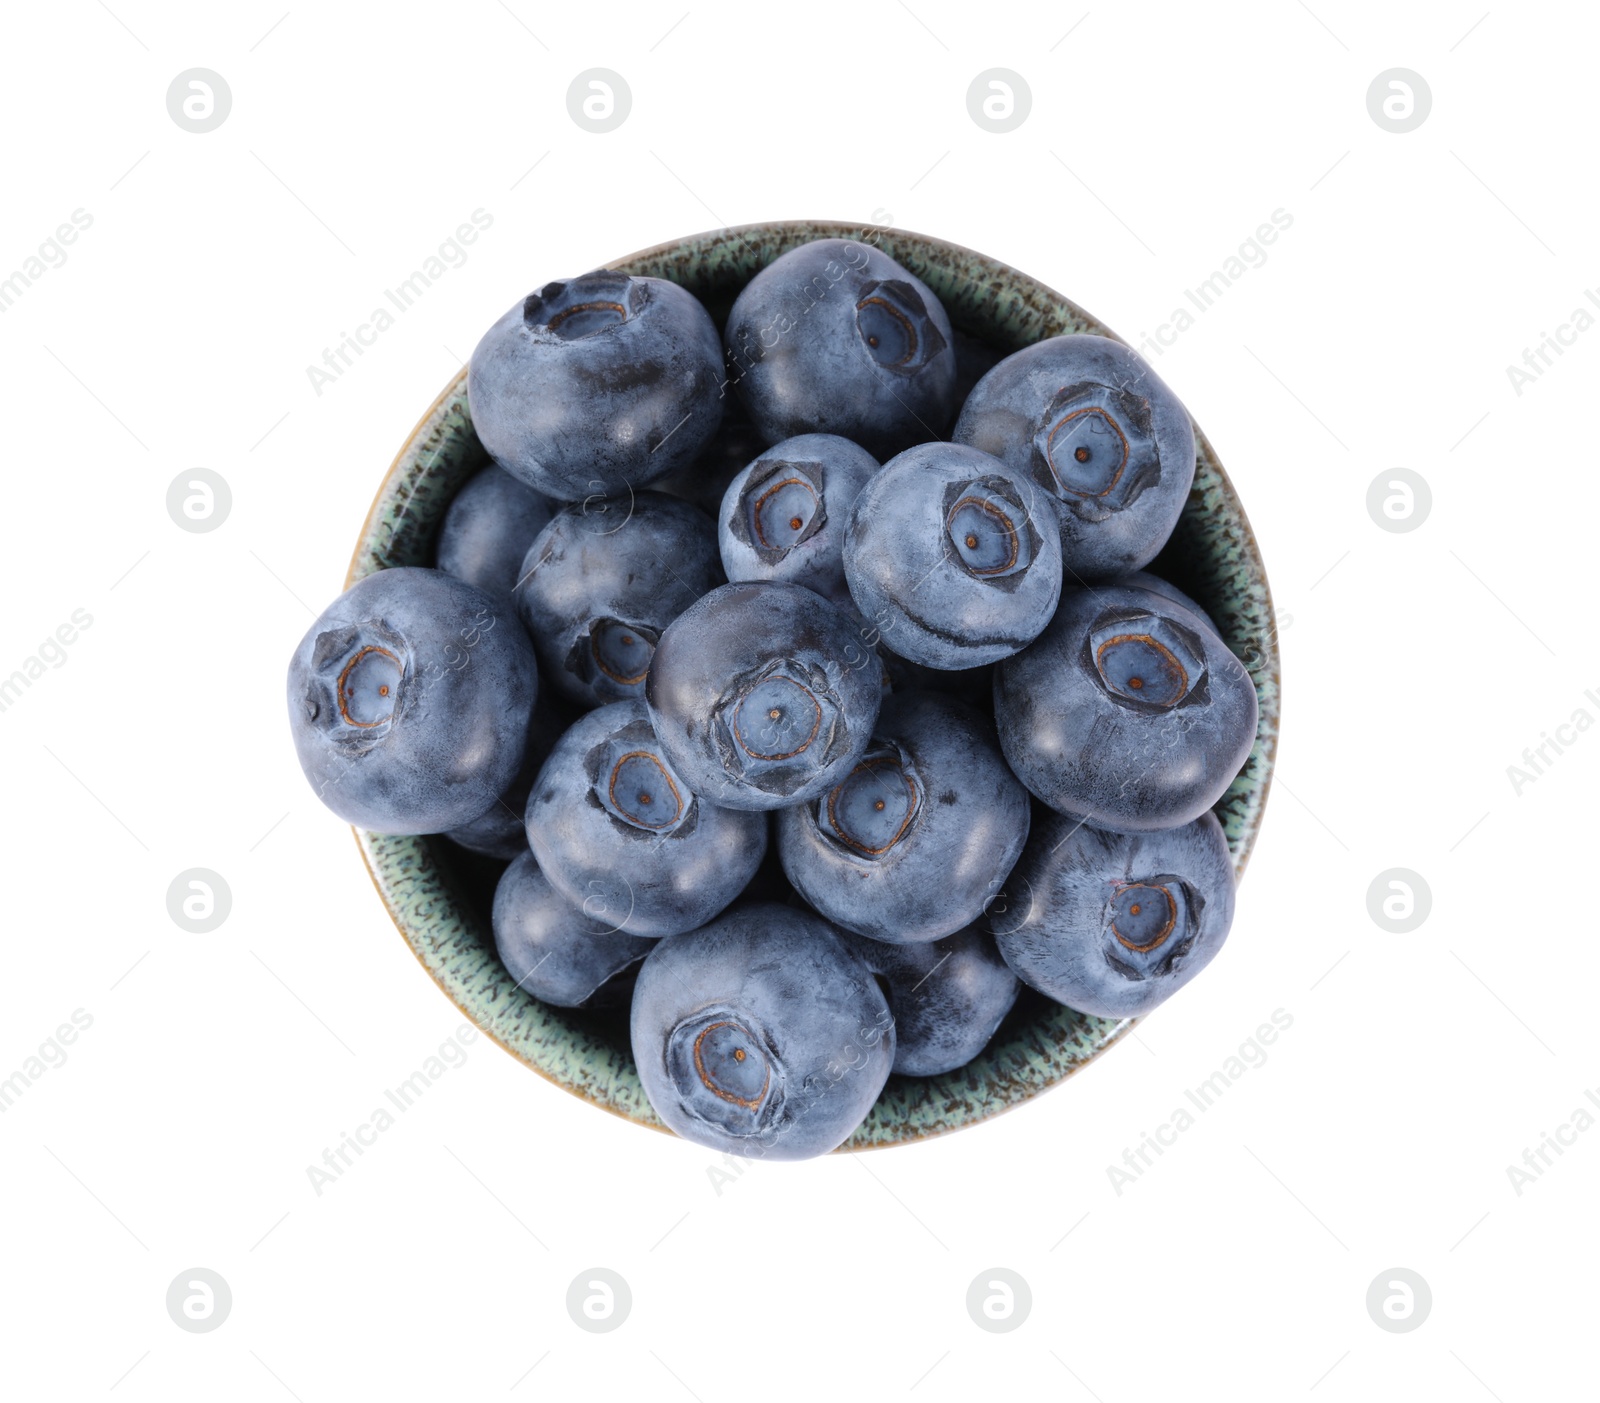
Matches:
[348,219,1280,1149]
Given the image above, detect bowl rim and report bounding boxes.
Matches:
[344,218,1279,1152]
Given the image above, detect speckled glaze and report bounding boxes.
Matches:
[348,220,1280,1151]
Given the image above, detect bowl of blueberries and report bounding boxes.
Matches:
[289,220,1279,1158]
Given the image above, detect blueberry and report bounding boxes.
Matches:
[525,699,767,938]
[725,239,957,458]
[991,809,1235,1017]
[493,850,656,1008]
[777,692,1030,944]
[435,463,553,598]
[286,567,537,833]
[843,442,1063,670]
[645,581,883,812]
[842,923,1019,1076]
[444,689,573,859]
[515,491,722,709]
[953,335,1196,581]
[629,902,894,1159]
[468,272,724,501]
[994,576,1257,832]
[718,433,879,609]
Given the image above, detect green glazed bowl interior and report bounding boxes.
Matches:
[347,220,1280,1150]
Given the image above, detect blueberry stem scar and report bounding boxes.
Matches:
[750,476,816,549]
[693,1020,769,1108]
[336,645,400,726]
[1048,407,1129,496]
[545,299,627,333]
[591,625,652,685]
[736,680,823,759]
[607,750,684,829]
[855,295,918,365]
[1111,882,1177,951]
[1094,632,1188,696]
[826,758,920,855]
[947,496,1019,575]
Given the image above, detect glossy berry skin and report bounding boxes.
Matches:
[435,463,553,598]
[844,442,1063,670]
[286,567,536,834]
[953,335,1196,581]
[991,809,1235,1018]
[524,700,767,939]
[492,851,656,1008]
[994,578,1257,833]
[842,923,1019,1076]
[515,492,722,709]
[777,692,1030,944]
[468,272,724,501]
[725,239,957,459]
[718,433,879,610]
[630,902,894,1159]
[645,581,882,812]
[443,690,571,859]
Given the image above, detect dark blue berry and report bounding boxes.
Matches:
[515,492,722,709]
[777,692,1030,944]
[493,851,656,1007]
[991,809,1235,1017]
[630,902,894,1159]
[525,699,767,938]
[435,463,553,598]
[468,272,724,500]
[954,335,1195,581]
[725,240,956,458]
[286,567,536,833]
[844,443,1062,669]
[994,576,1257,832]
[718,433,878,610]
[842,923,1019,1075]
[645,581,882,812]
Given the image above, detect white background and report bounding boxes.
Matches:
[1,1,1595,1398]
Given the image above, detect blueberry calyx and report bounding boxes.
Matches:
[589,724,695,838]
[336,645,401,726]
[1101,874,1200,980]
[1084,609,1208,711]
[734,675,823,760]
[743,465,825,555]
[1108,882,1178,950]
[939,476,1040,592]
[709,657,851,794]
[306,621,410,751]
[819,744,922,858]
[944,479,1038,583]
[605,750,685,831]
[693,1021,771,1106]
[666,1007,785,1134]
[1033,381,1159,522]
[523,273,641,341]
[577,617,658,690]
[854,279,947,375]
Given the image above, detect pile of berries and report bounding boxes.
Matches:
[286,237,1259,1161]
